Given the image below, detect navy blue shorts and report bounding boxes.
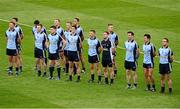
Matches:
[34,47,45,59]
[102,58,113,67]
[143,63,154,69]
[159,63,172,74]
[64,50,68,57]
[124,61,137,71]
[88,55,99,63]
[48,52,59,60]
[6,49,18,56]
[68,51,79,62]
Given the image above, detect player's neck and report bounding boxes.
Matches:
[163,45,168,48]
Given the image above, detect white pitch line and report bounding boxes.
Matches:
[1,18,180,64]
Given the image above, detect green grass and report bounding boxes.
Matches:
[0,0,180,108]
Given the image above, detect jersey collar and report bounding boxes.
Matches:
[145,42,150,45]
[8,28,15,31]
[90,36,96,40]
[128,39,134,42]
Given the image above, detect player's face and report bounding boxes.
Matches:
[9,23,15,29]
[11,19,17,24]
[73,19,78,25]
[50,28,56,34]
[54,20,60,26]
[108,25,113,32]
[37,26,42,32]
[71,27,76,33]
[144,36,149,43]
[162,39,168,46]
[127,33,133,40]
[89,31,95,38]
[103,32,108,39]
[66,23,71,30]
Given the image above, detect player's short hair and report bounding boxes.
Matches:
[12,17,18,22]
[74,17,80,22]
[144,34,151,39]
[37,24,42,28]
[163,38,169,43]
[108,24,113,26]
[50,25,56,29]
[55,19,60,22]
[90,30,96,33]
[9,21,15,25]
[34,20,40,24]
[127,31,134,36]
[72,25,77,29]
[66,21,72,25]
[104,31,109,35]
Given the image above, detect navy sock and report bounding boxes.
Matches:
[9,66,13,71]
[16,67,19,72]
[147,84,151,90]
[57,67,61,78]
[73,64,77,74]
[169,88,172,93]
[98,75,101,82]
[65,63,69,73]
[77,75,80,80]
[49,67,54,78]
[161,87,165,93]
[69,75,72,81]
[91,74,94,81]
[105,77,109,84]
[110,79,114,84]
[38,70,41,76]
[114,69,117,75]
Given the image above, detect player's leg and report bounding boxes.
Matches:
[17,48,23,72]
[104,67,108,84]
[159,64,165,93]
[88,63,94,82]
[36,58,41,76]
[14,55,20,76]
[109,66,114,85]
[132,70,138,89]
[113,56,117,77]
[8,55,13,75]
[49,60,55,79]
[160,74,165,93]
[68,61,73,81]
[75,61,81,82]
[167,74,172,94]
[80,53,86,73]
[126,69,131,89]
[144,68,150,91]
[88,55,95,83]
[59,51,65,73]
[132,62,138,89]
[55,59,61,80]
[148,68,156,91]
[42,57,47,77]
[96,62,101,83]
[65,56,69,74]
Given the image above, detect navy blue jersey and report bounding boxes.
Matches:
[101,38,113,59]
